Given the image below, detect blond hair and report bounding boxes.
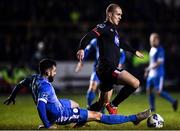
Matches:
[106,4,121,18]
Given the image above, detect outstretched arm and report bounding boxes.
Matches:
[4,83,24,105]
[77,25,104,61]
[119,42,144,59]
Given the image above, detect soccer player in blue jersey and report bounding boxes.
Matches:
[75,38,126,114]
[4,59,150,129]
[144,33,178,112]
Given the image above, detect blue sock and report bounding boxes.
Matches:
[100,114,137,124]
[86,91,96,107]
[149,93,155,111]
[160,91,175,103]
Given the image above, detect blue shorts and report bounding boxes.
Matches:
[90,71,100,83]
[55,107,88,125]
[59,99,71,108]
[146,76,164,92]
[57,99,88,125]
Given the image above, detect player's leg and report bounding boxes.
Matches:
[86,81,97,107]
[86,72,99,107]
[87,109,151,125]
[73,107,151,127]
[110,69,140,109]
[88,90,109,112]
[88,69,140,113]
[87,80,114,112]
[105,89,118,114]
[99,90,111,113]
[155,76,178,111]
[59,99,79,108]
[106,89,113,102]
[146,77,156,112]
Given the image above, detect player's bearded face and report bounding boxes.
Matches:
[48,76,54,82]
[48,66,56,82]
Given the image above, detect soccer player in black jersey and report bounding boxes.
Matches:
[77,3,144,114]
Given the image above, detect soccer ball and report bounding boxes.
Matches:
[147,113,164,128]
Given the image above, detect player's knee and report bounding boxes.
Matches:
[133,79,140,89]
[74,103,80,108]
[71,101,80,108]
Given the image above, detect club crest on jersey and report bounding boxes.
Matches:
[114,35,119,47]
[41,92,48,99]
[97,24,105,29]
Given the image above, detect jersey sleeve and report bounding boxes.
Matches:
[37,100,51,128]
[9,77,31,99]
[37,82,52,128]
[157,47,165,63]
[19,77,31,88]
[78,24,105,50]
[38,82,51,103]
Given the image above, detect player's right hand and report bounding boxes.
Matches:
[38,124,57,130]
[4,97,15,105]
[48,125,57,129]
[75,61,83,72]
[76,49,84,61]
[135,51,144,59]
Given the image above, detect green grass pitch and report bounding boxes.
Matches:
[0,92,180,130]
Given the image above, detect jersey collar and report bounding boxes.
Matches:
[104,21,117,28]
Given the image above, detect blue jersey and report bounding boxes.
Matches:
[83,38,99,71]
[148,45,165,78]
[20,74,87,125]
[119,49,126,65]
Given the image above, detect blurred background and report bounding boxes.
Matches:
[0,0,179,94]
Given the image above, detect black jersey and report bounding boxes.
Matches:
[79,21,136,71]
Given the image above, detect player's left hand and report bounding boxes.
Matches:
[75,61,83,72]
[135,51,144,59]
[38,124,45,129]
[4,97,15,105]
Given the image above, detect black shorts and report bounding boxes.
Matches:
[96,67,124,92]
